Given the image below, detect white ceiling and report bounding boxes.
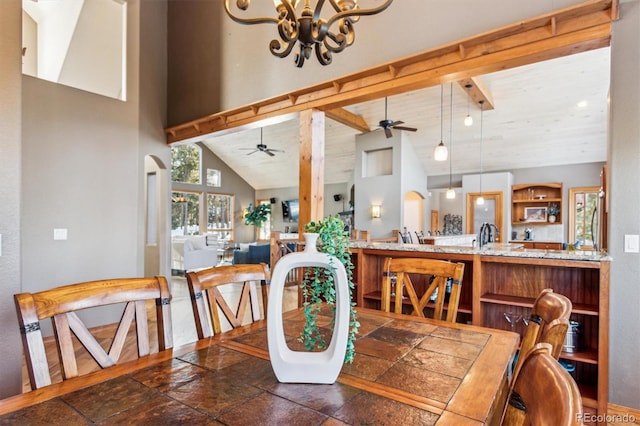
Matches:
[202,47,610,190]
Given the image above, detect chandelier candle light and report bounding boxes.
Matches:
[224,0,394,68]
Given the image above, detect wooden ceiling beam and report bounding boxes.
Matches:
[322,108,371,133]
[165,0,615,144]
[457,76,495,111]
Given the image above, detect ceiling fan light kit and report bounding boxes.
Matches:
[223,0,394,68]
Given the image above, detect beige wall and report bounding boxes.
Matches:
[609,0,640,408]
[0,0,169,397]
[0,0,25,399]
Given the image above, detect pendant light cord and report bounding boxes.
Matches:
[440,85,444,144]
[479,100,484,194]
[449,83,453,188]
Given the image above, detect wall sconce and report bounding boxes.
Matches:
[371,205,381,218]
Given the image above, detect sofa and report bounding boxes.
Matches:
[232,243,270,266]
[171,234,221,273]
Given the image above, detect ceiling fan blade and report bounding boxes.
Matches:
[245,150,258,155]
[265,150,275,157]
[384,127,393,138]
[393,125,417,132]
[389,120,404,127]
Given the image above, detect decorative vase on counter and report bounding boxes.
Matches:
[267,232,350,384]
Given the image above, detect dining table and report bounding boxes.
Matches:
[0,307,518,425]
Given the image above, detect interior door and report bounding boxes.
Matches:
[465,191,503,242]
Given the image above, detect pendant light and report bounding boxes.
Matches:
[477,100,486,206]
[434,85,448,161]
[464,83,473,126]
[446,83,456,199]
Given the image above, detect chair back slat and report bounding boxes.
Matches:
[14,276,173,390]
[187,263,270,339]
[107,301,137,362]
[381,257,465,322]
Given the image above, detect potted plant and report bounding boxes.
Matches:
[243,203,270,228]
[548,203,560,223]
[300,215,359,364]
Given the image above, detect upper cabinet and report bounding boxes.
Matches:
[511,182,563,225]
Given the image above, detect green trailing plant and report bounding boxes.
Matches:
[300,215,359,363]
[548,203,560,216]
[243,203,271,228]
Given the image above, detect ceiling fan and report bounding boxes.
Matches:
[240,128,284,157]
[376,97,418,138]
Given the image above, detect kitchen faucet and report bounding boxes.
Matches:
[478,223,500,248]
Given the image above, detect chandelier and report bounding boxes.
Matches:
[223,0,394,68]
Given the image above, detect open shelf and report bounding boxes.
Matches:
[560,348,598,365]
[512,182,563,224]
[480,293,599,316]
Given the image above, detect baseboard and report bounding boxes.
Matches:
[608,403,640,424]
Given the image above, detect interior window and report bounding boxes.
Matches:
[22,0,127,101]
[207,194,234,240]
[171,191,200,236]
[171,145,202,184]
[257,199,271,241]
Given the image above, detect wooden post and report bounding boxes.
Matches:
[298,109,325,235]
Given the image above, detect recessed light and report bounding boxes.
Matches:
[577,100,588,108]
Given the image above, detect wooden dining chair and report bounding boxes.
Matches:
[381,257,465,322]
[186,263,270,338]
[14,276,173,390]
[502,343,584,426]
[512,288,572,378]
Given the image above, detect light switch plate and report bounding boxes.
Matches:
[54,228,68,241]
[624,234,639,253]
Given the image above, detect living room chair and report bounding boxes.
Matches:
[14,276,173,390]
[381,257,465,322]
[186,263,270,338]
[502,343,583,425]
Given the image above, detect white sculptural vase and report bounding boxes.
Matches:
[267,232,350,384]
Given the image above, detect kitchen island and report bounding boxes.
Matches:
[349,241,610,421]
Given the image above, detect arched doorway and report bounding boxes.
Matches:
[403,191,425,234]
[144,155,170,277]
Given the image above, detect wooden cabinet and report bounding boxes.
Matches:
[476,255,609,418]
[351,245,609,421]
[512,182,563,225]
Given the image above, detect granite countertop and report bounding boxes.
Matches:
[349,241,612,262]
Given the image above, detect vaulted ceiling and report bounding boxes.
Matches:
[200,47,610,190]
